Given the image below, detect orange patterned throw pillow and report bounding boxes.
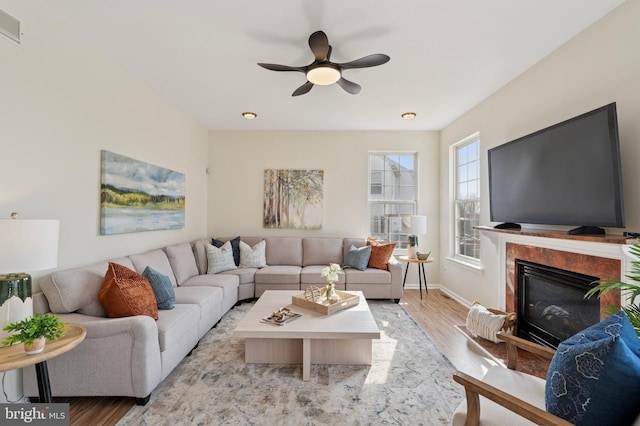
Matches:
[366,237,396,270]
[99,262,159,320]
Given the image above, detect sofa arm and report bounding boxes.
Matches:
[23,313,162,399]
[452,371,572,426]
[388,255,403,301]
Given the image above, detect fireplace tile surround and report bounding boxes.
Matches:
[479,227,631,331]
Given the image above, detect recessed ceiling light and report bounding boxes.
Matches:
[401,112,417,120]
[242,112,257,120]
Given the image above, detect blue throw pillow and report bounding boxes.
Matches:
[212,236,241,266]
[142,266,175,310]
[343,245,372,271]
[545,311,640,425]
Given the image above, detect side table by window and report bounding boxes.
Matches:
[0,324,86,403]
[398,256,434,299]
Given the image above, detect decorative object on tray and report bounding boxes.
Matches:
[304,285,323,303]
[292,290,360,315]
[466,301,516,344]
[261,307,302,326]
[320,263,343,303]
[2,312,65,354]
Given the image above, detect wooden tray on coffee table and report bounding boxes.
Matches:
[291,290,360,315]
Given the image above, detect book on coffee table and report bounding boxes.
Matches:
[261,311,302,326]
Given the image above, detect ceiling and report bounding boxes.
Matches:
[5,0,625,130]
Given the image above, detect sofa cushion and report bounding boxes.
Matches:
[155,304,200,352]
[265,237,302,266]
[255,265,301,284]
[239,240,267,268]
[366,238,396,270]
[142,266,175,310]
[344,268,391,284]
[545,311,640,425]
[129,249,178,287]
[212,236,241,266]
[302,238,343,266]
[343,245,372,271]
[41,256,133,317]
[221,268,257,285]
[164,243,199,285]
[99,262,158,320]
[206,242,237,274]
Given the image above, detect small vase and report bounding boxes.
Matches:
[325,283,340,303]
[24,337,46,355]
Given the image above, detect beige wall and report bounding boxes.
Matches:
[208,130,440,283]
[0,5,210,290]
[439,0,640,308]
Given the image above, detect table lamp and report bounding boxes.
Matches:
[407,215,427,260]
[0,213,60,345]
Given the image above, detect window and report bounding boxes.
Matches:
[369,153,417,250]
[454,134,480,261]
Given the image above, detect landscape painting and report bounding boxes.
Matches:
[100,150,185,235]
[263,169,323,229]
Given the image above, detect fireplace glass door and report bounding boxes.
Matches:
[517,260,600,348]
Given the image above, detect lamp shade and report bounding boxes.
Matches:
[0,219,60,274]
[409,215,427,235]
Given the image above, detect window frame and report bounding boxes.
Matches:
[449,133,482,269]
[368,152,419,253]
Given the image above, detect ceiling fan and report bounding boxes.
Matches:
[258,30,390,96]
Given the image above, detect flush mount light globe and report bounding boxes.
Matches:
[306,64,341,85]
[242,112,257,119]
[401,112,417,120]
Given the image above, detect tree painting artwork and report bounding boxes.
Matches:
[100,150,185,235]
[263,169,323,229]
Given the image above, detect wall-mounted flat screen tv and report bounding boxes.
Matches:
[488,102,624,235]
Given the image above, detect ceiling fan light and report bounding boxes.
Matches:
[306,66,341,85]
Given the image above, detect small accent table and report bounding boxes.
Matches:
[399,256,434,299]
[0,324,86,403]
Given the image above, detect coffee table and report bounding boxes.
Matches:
[233,290,380,381]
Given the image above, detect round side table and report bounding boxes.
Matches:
[398,256,434,299]
[0,323,86,403]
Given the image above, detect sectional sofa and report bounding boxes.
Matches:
[23,236,402,403]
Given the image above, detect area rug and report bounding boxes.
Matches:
[118,301,464,425]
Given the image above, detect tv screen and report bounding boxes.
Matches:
[488,103,624,234]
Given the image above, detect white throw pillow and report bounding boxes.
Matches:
[239,240,267,268]
[205,242,237,274]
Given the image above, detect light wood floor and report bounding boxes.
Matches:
[58,288,490,426]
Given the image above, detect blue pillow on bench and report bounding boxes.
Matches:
[545,310,640,425]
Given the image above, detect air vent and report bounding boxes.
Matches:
[0,9,21,45]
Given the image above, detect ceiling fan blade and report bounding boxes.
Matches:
[337,54,390,70]
[337,77,361,95]
[258,63,305,72]
[292,81,314,96]
[308,31,330,61]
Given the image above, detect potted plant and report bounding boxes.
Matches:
[2,313,65,354]
[586,243,640,337]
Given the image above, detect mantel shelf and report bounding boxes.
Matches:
[475,225,635,245]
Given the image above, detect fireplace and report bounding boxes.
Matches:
[505,242,621,347]
[516,260,600,348]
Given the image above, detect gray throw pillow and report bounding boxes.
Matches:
[343,245,372,271]
[142,266,175,310]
